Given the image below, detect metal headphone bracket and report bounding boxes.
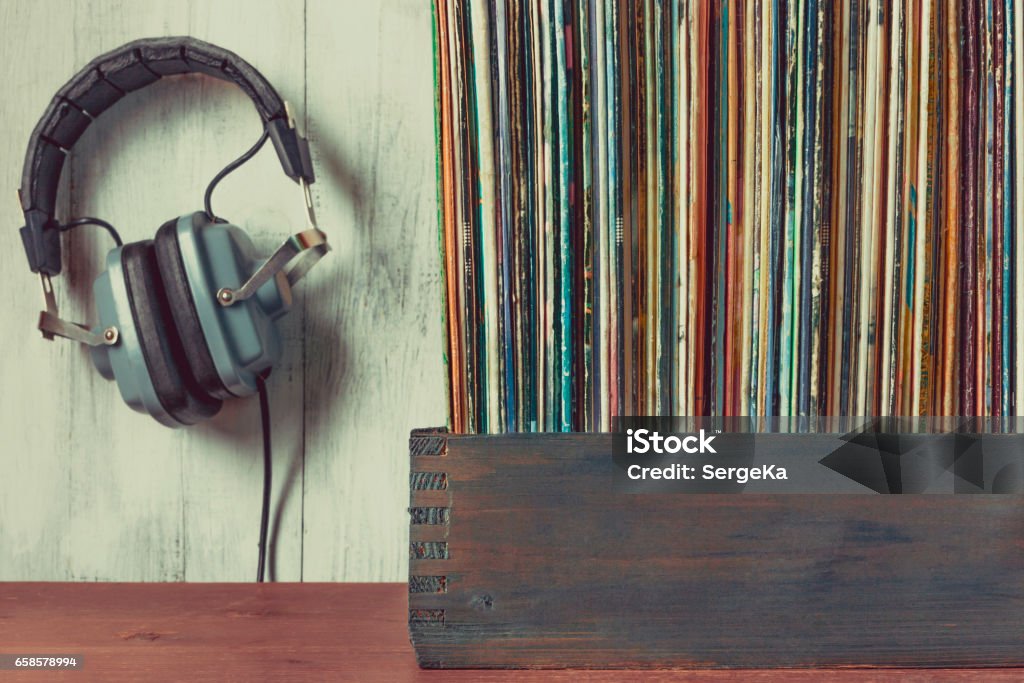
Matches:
[37,270,119,347]
[17,184,114,347]
[216,102,330,307]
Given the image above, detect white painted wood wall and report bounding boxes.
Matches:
[0,0,445,581]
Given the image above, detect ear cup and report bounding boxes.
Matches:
[121,241,222,424]
[153,217,234,399]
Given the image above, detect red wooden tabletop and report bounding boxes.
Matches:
[0,582,1018,682]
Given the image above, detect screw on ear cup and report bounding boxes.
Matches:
[121,241,222,424]
[153,216,234,399]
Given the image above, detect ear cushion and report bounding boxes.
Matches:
[121,241,222,424]
[153,217,234,399]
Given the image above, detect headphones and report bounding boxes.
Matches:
[18,37,329,427]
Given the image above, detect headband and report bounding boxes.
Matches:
[19,36,315,275]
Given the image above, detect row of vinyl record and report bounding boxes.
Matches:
[433,0,1024,433]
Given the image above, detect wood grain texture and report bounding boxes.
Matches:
[0,582,1018,682]
[0,0,77,585]
[0,0,444,581]
[301,0,447,582]
[409,432,1024,668]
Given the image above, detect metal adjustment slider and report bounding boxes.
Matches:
[37,272,118,347]
[217,101,330,307]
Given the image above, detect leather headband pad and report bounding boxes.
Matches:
[19,36,305,275]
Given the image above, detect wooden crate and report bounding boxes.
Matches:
[407,428,1024,669]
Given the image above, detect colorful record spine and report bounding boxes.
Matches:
[435,0,1024,432]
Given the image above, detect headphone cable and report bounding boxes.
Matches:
[59,217,123,247]
[203,129,275,582]
[255,372,273,583]
[204,130,270,223]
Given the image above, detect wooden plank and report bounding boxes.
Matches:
[0,0,305,580]
[0,0,77,583]
[0,0,445,584]
[0,582,1018,681]
[409,432,1024,668]
[65,0,306,582]
[301,0,447,581]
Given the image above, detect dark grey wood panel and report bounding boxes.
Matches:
[409,431,1024,668]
